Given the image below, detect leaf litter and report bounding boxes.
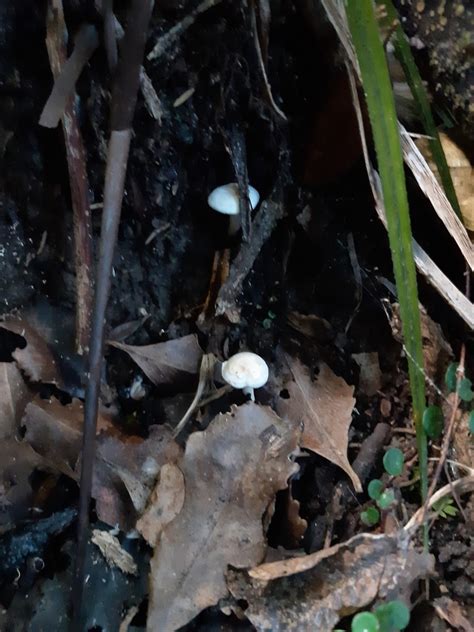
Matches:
[228,532,434,631]
[147,402,300,632]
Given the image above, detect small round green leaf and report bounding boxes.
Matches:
[458,377,474,403]
[422,405,443,439]
[361,507,380,526]
[469,411,474,434]
[376,489,396,510]
[351,611,380,632]
[375,600,410,630]
[383,448,404,476]
[445,363,458,392]
[368,479,383,500]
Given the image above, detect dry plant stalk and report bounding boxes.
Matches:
[43,0,94,352]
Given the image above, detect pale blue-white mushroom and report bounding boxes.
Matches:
[207,183,260,234]
[221,351,269,401]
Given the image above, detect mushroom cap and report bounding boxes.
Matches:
[221,351,269,389]
[207,183,260,216]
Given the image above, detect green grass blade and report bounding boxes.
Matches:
[380,0,462,219]
[346,0,427,499]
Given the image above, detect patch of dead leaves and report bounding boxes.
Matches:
[93,425,181,530]
[147,402,299,632]
[22,396,113,479]
[228,532,434,631]
[276,356,361,492]
[0,318,63,386]
[21,395,181,530]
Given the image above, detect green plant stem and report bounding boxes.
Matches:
[346,0,427,502]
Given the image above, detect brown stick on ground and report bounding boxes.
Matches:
[44,1,95,353]
[73,1,155,627]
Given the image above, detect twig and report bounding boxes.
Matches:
[249,0,287,121]
[215,190,285,322]
[147,0,223,62]
[73,1,155,626]
[43,1,94,354]
[404,473,474,532]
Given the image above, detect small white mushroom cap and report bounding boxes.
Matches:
[207,183,260,216]
[221,351,269,400]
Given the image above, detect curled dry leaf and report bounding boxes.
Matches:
[91,529,138,576]
[228,532,434,631]
[0,362,31,439]
[276,356,362,492]
[109,334,203,387]
[93,425,182,530]
[136,463,185,547]
[22,396,114,480]
[0,319,63,386]
[147,402,299,632]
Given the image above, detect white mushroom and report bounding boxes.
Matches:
[221,351,269,401]
[207,183,260,234]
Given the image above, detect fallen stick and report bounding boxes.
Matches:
[73,1,155,626]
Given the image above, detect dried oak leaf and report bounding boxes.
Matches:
[276,356,361,492]
[147,402,299,632]
[22,396,114,479]
[93,425,181,530]
[0,318,63,386]
[136,463,185,547]
[0,362,31,439]
[109,334,202,387]
[228,532,434,631]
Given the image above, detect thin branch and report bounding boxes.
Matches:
[73,0,155,626]
[43,0,94,353]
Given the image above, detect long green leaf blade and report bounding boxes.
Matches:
[346,0,427,499]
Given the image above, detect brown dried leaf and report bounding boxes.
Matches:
[109,334,202,387]
[276,357,361,492]
[0,319,63,386]
[433,597,473,632]
[228,532,434,631]
[136,463,185,547]
[93,425,182,530]
[0,362,31,439]
[22,396,113,479]
[147,403,299,632]
[91,529,138,576]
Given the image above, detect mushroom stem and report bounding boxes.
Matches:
[228,213,241,236]
[242,385,255,401]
